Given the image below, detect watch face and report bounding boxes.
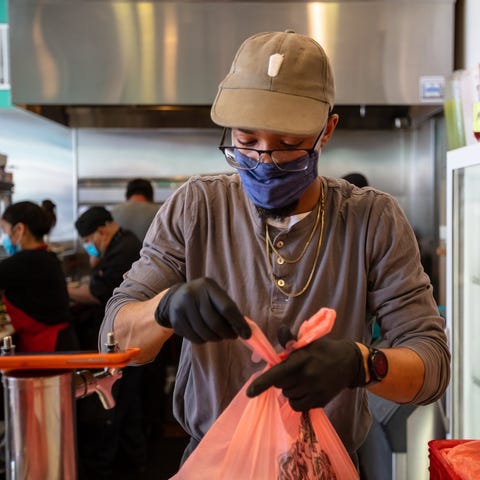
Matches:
[372,350,388,379]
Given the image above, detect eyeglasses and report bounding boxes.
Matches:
[218,129,323,172]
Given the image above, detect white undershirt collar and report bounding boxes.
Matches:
[266,210,311,230]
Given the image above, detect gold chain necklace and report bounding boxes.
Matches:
[265,187,326,298]
[265,195,322,264]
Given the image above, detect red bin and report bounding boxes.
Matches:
[428,439,479,480]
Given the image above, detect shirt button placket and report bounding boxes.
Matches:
[274,239,286,288]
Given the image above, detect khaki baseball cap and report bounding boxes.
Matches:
[210,30,335,136]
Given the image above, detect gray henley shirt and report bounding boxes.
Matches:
[100,174,450,454]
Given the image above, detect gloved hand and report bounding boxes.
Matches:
[246,335,365,411]
[154,277,251,344]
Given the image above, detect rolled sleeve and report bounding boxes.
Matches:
[366,196,451,404]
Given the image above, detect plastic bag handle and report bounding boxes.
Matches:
[241,307,336,365]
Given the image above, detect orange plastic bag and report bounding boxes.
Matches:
[171,308,359,479]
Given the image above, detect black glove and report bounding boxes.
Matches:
[246,335,365,411]
[154,277,251,344]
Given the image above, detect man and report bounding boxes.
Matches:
[112,179,179,449]
[69,206,142,311]
[70,206,146,479]
[100,31,450,469]
[69,206,143,341]
[111,178,158,242]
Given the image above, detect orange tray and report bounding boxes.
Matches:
[0,348,141,371]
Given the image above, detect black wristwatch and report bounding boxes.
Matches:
[366,347,388,385]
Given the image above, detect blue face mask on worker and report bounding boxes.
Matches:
[83,242,101,258]
[2,235,20,256]
[235,150,319,210]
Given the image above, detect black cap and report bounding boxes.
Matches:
[342,173,369,188]
[75,206,113,237]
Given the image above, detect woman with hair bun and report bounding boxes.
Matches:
[0,201,79,352]
[41,198,57,229]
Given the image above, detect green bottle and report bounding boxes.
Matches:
[444,71,466,150]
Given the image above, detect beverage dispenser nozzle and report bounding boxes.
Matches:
[74,331,123,409]
[74,367,122,409]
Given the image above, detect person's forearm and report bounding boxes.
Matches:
[356,343,424,403]
[68,284,101,305]
[113,291,173,364]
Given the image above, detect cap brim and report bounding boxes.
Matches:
[211,88,330,136]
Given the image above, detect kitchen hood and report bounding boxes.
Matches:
[7,0,456,128]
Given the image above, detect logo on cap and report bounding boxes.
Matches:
[268,53,284,78]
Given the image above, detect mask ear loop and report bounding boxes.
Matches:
[315,122,329,151]
[90,229,102,257]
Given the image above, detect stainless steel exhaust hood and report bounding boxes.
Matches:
[8,0,456,128]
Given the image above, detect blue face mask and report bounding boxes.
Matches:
[83,242,101,258]
[235,150,319,210]
[2,235,20,256]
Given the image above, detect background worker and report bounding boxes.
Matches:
[342,172,369,188]
[68,206,142,328]
[112,177,178,452]
[111,178,158,242]
[0,200,79,352]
